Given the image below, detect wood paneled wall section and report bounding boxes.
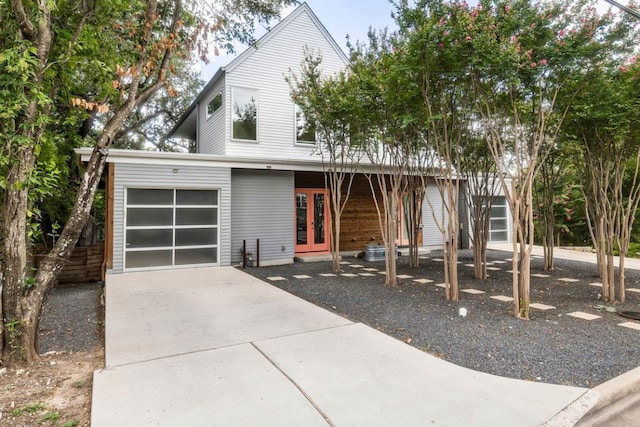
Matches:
[34,245,104,284]
[295,172,387,252]
[339,175,384,251]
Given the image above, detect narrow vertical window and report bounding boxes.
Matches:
[295,104,316,144]
[207,91,223,117]
[232,87,257,141]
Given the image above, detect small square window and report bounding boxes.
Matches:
[207,91,222,117]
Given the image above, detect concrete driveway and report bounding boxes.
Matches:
[92,267,590,426]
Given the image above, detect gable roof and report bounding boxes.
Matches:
[169,2,349,141]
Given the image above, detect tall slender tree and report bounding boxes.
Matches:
[0,0,296,365]
[288,53,363,273]
[568,59,640,302]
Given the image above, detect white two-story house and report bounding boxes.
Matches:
[78,3,512,274]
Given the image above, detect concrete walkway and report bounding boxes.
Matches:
[91,267,590,426]
[488,243,640,271]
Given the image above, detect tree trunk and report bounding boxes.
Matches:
[408,189,424,268]
[511,185,521,318]
[619,253,626,303]
[2,147,38,364]
[606,249,615,302]
[385,189,399,286]
[543,205,554,271]
[328,175,342,274]
[472,207,489,280]
[446,185,459,300]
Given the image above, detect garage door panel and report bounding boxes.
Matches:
[128,189,173,205]
[176,189,218,205]
[175,248,217,265]
[126,250,173,269]
[126,208,173,227]
[175,228,217,246]
[126,229,173,248]
[175,208,217,226]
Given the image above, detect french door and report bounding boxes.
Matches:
[295,189,329,253]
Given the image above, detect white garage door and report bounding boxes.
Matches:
[124,188,219,270]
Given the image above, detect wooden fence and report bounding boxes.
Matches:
[35,245,104,284]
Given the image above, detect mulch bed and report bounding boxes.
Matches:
[243,249,640,388]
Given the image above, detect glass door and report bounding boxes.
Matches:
[295,189,329,253]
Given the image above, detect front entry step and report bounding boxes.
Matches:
[294,253,335,263]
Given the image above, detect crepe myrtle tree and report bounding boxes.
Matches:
[411,0,611,318]
[0,0,296,366]
[288,52,364,273]
[570,58,640,303]
[349,29,432,286]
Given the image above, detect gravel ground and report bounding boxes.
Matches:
[39,281,104,354]
[244,249,640,388]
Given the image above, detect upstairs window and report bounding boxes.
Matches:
[295,104,316,144]
[207,91,223,117]
[232,87,257,141]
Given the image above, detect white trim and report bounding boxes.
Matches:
[75,148,376,173]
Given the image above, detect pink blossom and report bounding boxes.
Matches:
[438,42,444,48]
[540,58,548,65]
[505,5,511,12]
[531,62,537,68]
[621,66,629,73]
[510,35,517,43]
[443,30,449,36]
[471,9,479,18]
[558,29,566,37]
[466,35,472,41]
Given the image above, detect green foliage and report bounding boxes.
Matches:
[10,402,46,416]
[23,275,38,291]
[40,410,61,424]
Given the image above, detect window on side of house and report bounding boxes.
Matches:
[232,87,257,141]
[295,104,316,144]
[488,196,508,242]
[207,91,223,117]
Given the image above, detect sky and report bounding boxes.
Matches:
[199,0,397,80]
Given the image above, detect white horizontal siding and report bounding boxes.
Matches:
[199,76,226,155]
[224,8,347,161]
[112,163,231,273]
[231,169,295,264]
